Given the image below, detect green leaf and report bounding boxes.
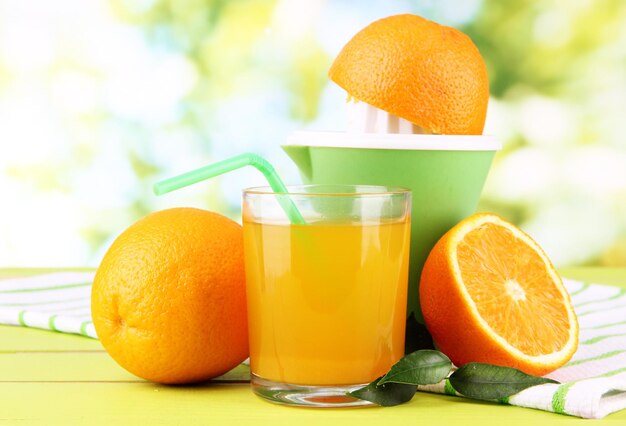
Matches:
[348,376,416,406]
[449,362,559,401]
[379,350,452,386]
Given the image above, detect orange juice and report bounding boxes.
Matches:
[243,219,410,386]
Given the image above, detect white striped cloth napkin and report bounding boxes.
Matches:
[0,271,97,338]
[1,272,625,418]
[418,278,626,419]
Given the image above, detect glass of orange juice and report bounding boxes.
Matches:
[242,184,411,407]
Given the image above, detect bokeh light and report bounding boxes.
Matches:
[0,0,624,267]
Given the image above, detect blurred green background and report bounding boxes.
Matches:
[0,0,624,267]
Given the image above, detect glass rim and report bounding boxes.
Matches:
[243,184,411,196]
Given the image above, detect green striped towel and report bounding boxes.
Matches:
[0,272,96,338]
[1,272,626,418]
[418,278,626,419]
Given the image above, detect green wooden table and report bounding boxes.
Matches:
[1,268,626,424]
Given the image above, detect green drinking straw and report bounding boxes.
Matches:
[153,153,306,225]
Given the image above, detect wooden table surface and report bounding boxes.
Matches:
[1,267,626,425]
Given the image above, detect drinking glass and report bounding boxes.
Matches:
[242,184,411,407]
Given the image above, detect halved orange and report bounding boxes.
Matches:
[328,14,489,135]
[419,213,578,376]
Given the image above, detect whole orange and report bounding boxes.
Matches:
[91,207,248,384]
[329,14,489,135]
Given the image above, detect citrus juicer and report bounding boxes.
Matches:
[282,101,501,323]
